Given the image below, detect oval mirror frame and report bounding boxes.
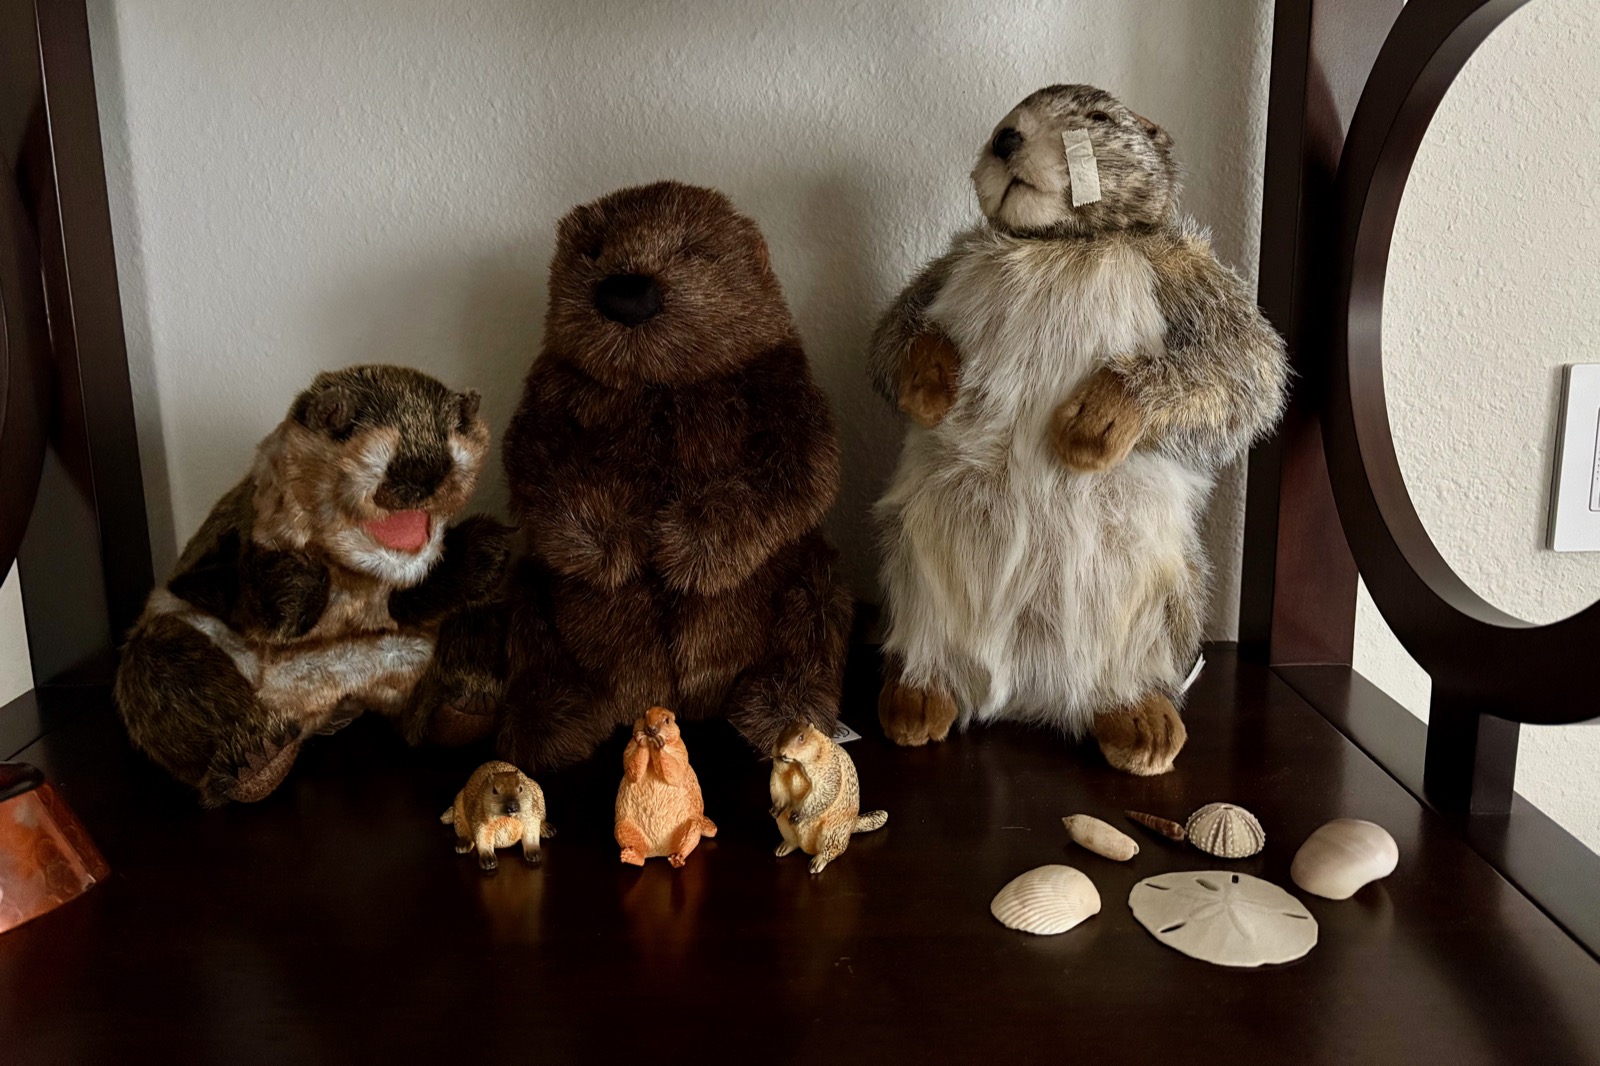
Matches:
[1329,0,1599,725]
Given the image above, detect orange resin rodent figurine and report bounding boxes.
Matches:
[614,708,717,868]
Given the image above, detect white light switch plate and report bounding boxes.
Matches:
[1547,364,1600,551]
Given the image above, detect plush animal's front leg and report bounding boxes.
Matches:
[723,541,851,754]
[400,602,506,747]
[1091,691,1187,776]
[897,332,962,428]
[1052,367,1146,473]
[877,655,958,747]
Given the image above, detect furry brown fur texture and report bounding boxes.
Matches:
[871,85,1287,775]
[115,365,510,806]
[498,181,852,772]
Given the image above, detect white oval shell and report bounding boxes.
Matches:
[1129,871,1317,967]
[990,865,1102,935]
[1062,814,1139,861]
[1185,802,1266,858]
[1291,819,1398,900]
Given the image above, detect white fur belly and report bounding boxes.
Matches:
[876,232,1212,730]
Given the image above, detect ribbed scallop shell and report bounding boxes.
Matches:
[1185,802,1265,858]
[990,865,1101,935]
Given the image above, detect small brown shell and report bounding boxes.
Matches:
[1062,815,1140,861]
[1125,810,1187,842]
[1185,802,1266,859]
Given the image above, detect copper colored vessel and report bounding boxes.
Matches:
[0,762,108,935]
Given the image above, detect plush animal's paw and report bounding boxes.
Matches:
[668,852,688,868]
[1091,693,1187,776]
[1052,368,1145,473]
[652,487,760,595]
[535,482,645,589]
[478,852,499,872]
[455,840,473,854]
[522,846,541,866]
[878,675,958,747]
[427,689,500,747]
[808,856,831,875]
[897,332,961,428]
[214,732,303,806]
[445,515,514,602]
[619,847,645,867]
[775,842,797,858]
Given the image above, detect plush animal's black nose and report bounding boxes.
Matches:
[594,273,663,326]
[376,451,452,508]
[504,800,520,815]
[992,127,1023,161]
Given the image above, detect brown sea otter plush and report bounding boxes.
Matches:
[497,181,852,771]
[115,365,511,806]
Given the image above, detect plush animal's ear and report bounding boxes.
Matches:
[294,384,358,439]
[455,390,481,432]
[557,205,605,259]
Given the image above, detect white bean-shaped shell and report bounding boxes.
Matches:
[1062,815,1139,861]
[1291,819,1398,900]
[990,865,1102,935]
[1185,802,1266,858]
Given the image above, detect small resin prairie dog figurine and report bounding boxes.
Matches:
[871,85,1287,774]
[442,760,553,871]
[614,708,718,868]
[115,366,511,805]
[770,720,888,874]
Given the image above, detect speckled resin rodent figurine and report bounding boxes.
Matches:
[114,366,511,806]
[496,181,852,774]
[614,707,717,868]
[769,720,887,874]
[871,85,1287,775]
[442,760,554,871]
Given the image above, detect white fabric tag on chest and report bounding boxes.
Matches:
[1062,129,1103,207]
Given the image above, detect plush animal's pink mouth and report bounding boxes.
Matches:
[364,510,430,553]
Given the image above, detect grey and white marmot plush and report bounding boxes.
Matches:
[870,84,1287,775]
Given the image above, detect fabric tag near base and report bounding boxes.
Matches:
[1062,129,1103,207]
[830,721,863,744]
[1181,653,1206,695]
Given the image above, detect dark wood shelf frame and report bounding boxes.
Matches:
[0,0,1596,1051]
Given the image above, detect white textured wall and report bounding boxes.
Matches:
[0,566,29,707]
[1353,0,1600,851]
[86,0,1274,636]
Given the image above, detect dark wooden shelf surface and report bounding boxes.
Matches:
[3,647,1598,1064]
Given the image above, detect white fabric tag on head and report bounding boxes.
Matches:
[1062,129,1103,207]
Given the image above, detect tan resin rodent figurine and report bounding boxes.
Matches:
[614,708,717,868]
[442,760,554,871]
[871,85,1288,774]
[770,721,888,874]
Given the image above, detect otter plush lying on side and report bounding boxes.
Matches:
[872,85,1288,775]
[115,365,510,806]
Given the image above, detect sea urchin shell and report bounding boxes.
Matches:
[1184,802,1265,859]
